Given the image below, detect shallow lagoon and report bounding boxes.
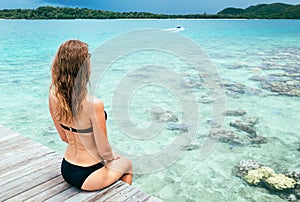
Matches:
[0,19,299,201]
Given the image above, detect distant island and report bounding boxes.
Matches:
[218,3,300,19]
[0,3,299,19]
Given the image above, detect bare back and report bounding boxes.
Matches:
[49,92,111,167]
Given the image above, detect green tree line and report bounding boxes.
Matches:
[218,3,300,19]
[0,6,215,19]
[0,4,299,19]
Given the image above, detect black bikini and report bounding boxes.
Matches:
[60,111,107,189]
[60,111,107,133]
[61,159,105,189]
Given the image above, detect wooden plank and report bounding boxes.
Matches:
[0,150,58,176]
[123,189,151,202]
[0,152,60,180]
[0,140,48,159]
[0,126,161,202]
[0,144,55,170]
[0,164,61,201]
[0,135,32,151]
[106,184,140,202]
[0,153,61,186]
[92,181,130,202]
[43,187,80,202]
[64,180,125,202]
[6,175,65,202]
[27,182,75,202]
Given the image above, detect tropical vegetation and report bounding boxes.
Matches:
[0,3,299,19]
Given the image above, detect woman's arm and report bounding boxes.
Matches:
[49,94,68,143]
[90,99,114,160]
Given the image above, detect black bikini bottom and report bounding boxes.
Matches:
[61,158,105,189]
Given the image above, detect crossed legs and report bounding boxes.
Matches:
[81,156,132,191]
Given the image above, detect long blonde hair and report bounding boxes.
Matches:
[50,40,90,122]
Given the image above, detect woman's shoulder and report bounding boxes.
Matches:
[86,95,104,110]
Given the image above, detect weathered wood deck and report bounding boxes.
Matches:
[0,125,162,202]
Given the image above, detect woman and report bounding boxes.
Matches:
[49,40,132,191]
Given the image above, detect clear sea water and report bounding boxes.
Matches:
[0,19,299,201]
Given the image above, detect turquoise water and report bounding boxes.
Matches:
[0,19,299,201]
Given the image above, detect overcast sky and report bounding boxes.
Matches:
[0,0,300,14]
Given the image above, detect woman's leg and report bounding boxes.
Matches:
[81,156,132,191]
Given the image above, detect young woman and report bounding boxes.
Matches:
[49,40,132,191]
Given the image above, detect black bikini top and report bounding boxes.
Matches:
[60,111,107,133]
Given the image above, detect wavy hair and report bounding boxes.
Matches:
[50,40,90,123]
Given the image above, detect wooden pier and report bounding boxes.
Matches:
[0,125,162,202]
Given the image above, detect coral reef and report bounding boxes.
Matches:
[261,80,300,97]
[285,171,300,184]
[233,160,300,201]
[250,136,268,144]
[265,174,296,191]
[208,128,244,145]
[150,107,178,122]
[242,116,259,126]
[179,144,200,151]
[232,159,261,178]
[206,120,221,128]
[150,107,188,132]
[244,166,275,185]
[221,81,264,98]
[166,122,188,132]
[223,110,246,116]
[229,120,257,138]
[208,110,267,146]
[287,194,297,201]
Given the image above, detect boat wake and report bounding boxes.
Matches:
[164,25,185,33]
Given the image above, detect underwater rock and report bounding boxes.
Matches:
[180,144,200,151]
[223,83,245,94]
[223,81,264,97]
[226,64,244,69]
[225,90,240,98]
[248,67,262,72]
[294,188,300,200]
[208,128,244,145]
[43,125,57,136]
[285,171,300,184]
[199,98,213,104]
[182,81,202,89]
[181,74,203,89]
[166,122,188,132]
[229,120,257,138]
[250,136,268,144]
[206,120,221,128]
[150,107,179,122]
[245,88,264,96]
[287,194,297,201]
[234,160,300,200]
[284,67,300,74]
[223,110,246,116]
[232,159,261,178]
[242,116,259,126]
[266,76,287,82]
[249,75,266,81]
[261,80,300,97]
